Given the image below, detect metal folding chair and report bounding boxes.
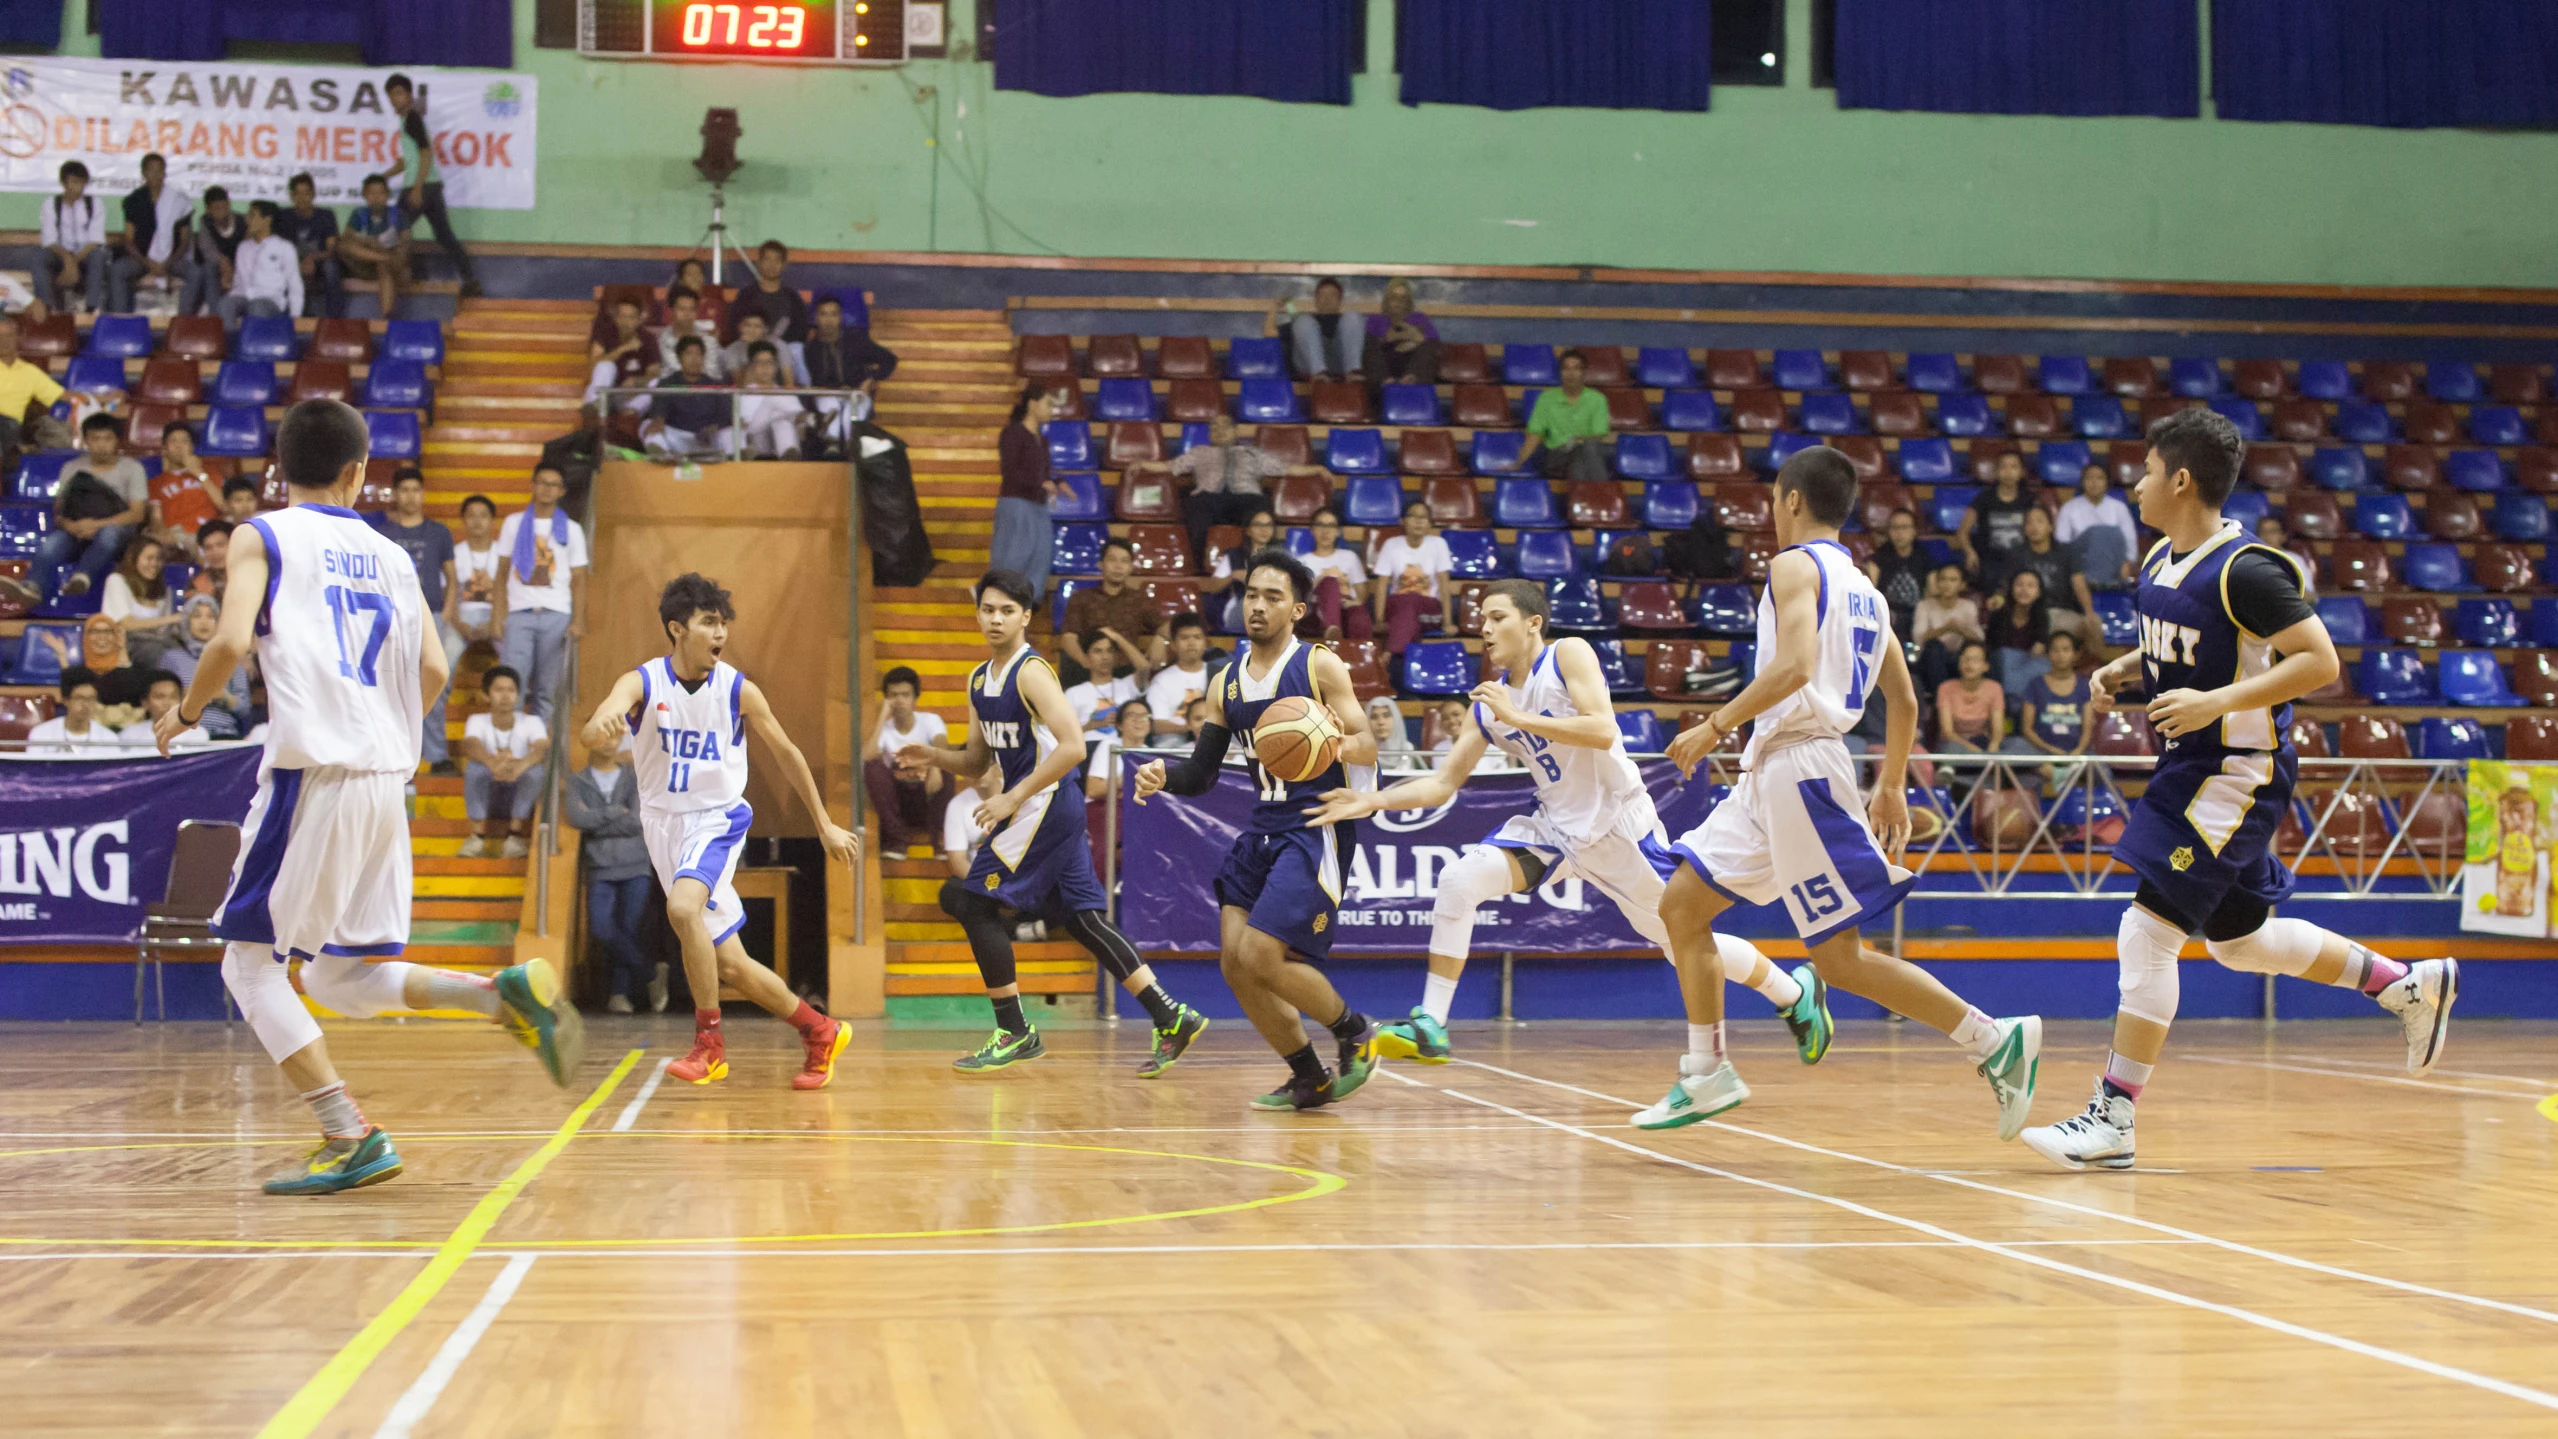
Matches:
[134,821,241,1023]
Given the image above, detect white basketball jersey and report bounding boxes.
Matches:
[1473,640,1647,843]
[1747,539,1890,762]
[244,504,424,773]
[630,657,752,816]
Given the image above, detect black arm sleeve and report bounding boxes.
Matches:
[2227,549,2317,638]
[1161,724,1233,796]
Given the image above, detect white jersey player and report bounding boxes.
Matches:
[1647,445,2040,1138]
[582,572,859,1089]
[163,400,581,1198]
[1304,580,1830,1066]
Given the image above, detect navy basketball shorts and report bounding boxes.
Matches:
[1214,824,1351,960]
[966,800,1108,917]
[2117,749,2299,928]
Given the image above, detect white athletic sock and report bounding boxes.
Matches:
[1948,1006,2001,1063]
[1686,1022,1726,1066]
[1420,972,1459,1025]
[301,1081,367,1140]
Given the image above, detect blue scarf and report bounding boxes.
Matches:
[511,505,569,581]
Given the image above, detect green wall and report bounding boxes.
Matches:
[18,0,2558,289]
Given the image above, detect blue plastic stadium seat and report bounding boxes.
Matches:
[1443,529,1503,579]
[2334,399,2395,444]
[1636,348,1696,389]
[2308,447,2369,490]
[1642,480,1700,530]
[2454,598,2520,648]
[1234,378,1300,422]
[1798,392,1860,435]
[1402,639,1473,697]
[1503,345,1558,386]
[1763,432,1819,473]
[1771,349,1829,391]
[1695,583,1754,635]
[1046,472,1104,521]
[1326,428,1389,475]
[2221,490,2271,534]
[1380,383,1442,427]
[2492,491,2552,541]
[84,314,152,359]
[1588,639,1643,698]
[2207,396,2266,441]
[1936,393,1996,437]
[2425,362,2483,403]
[2358,648,2435,705]
[2438,655,2524,709]
[201,406,270,457]
[1470,430,1526,475]
[2036,441,2092,487]
[2294,360,2351,400]
[1284,526,1316,556]
[361,408,419,460]
[2445,450,2507,492]
[2314,596,2371,645]
[1493,476,1561,528]
[2038,355,2092,395]
[1226,338,1284,379]
[1092,377,1156,422]
[2090,591,2138,647]
[1513,529,1577,577]
[2416,718,2496,759]
[1047,578,1086,633]
[10,450,73,504]
[2072,395,2128,439]
[2468,405,2526,446]
[1905,353,1963,394]
[1659,390,1721,432]
[1043,420,1092,469]
[0,504,47,556]
[64,354,126,393]
[1050,522,1106,576]
[1544,576,1607,631]
[1929,485,1978,535]
[381,320,443,364]
[233,314,298,362]
[1614,434,1676,483]
[9,623,80,684]
[2353,492,2414,540]
[2535,599,2558,648]
[1895,437,1956,483]
[1339,475,1403,528]
[1618,708,1666,753]
[2167,357,2223,397]
[2401,543,2471,592]
[363,359,430,410]
[2048,785,2129,847]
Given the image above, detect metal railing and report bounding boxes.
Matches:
[595,384,870,464]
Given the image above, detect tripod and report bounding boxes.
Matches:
[695,181,759,287]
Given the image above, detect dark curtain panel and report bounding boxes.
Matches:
[1397,0,1712,112]
[100,0,514,66]
[993,0,1360,105]
[1832,0,2199,117]
[226,0,365,46]
[0,0,60,47]
[2215,0,2558,128]
[99,0,224,60]
[367,0,514,68]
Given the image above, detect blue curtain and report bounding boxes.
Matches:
[1396,0,1710,113]
[368,0,514,69]
[0,0,60,48]
[1833,0,2199,118]
[99,0,514,67]
[99,0,225,60]
[2214,1,2558,128]
[994,0,1360,105]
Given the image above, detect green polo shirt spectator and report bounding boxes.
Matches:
[1526,385,1610,449]
[1518,350,1615,483]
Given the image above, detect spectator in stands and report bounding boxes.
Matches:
[1368,696,1423,774]
[124,668,212,750]
[1209,508,1282,594]
[864,666,951,856]
[151,424,221,557]
[1060,538,1164,683]
[102,533,183,667]
[566,736,657,1012]
[217,201,301,330]
[1362,278,1440,399]
[37,160,109,314]
[383,73,479,297]
[25,668,124,755]
[1985,568,2053,698]
[1913,562,1983,697]
[2255,512,2288,548]
[372,466,460,772]
[2058,461,2139,590]
[1518,349,1611,484]
[1428,699,1469,758]
[732,341,808,459]
[799,293,897,451]
[638,336,734,460]
[657,287,727,380]
[667,257,725,330]
[1302,508,1372,641]
[1371,499,1455,657]
[728,240,809,343]
[944,764,1002,880]
[1865,508,1931,639]
[15,412,150,605]
[1083,698,1153,801]
[2002,629,2089,781]
[190,520,231,600]
[494,467,586,721]
[179,186,246,317]
[1169,412,1321,565]
[1934,641,2005,757]
[43,613,150,718]
[584,295,657,414]
[273,172,341,318]
[111,152,192,314]
[0,314,66,475]
[720,311,774,381]
[1064,634,1144,733]
[1958,451,2037,579]
[459,665,547,859]
[990,383,1065,602]
[337,174,412,319]
[453,494,504,654]
[1145,613,1216,741]
[221,476,261,522]
[1267,277,1360,382]
[1987,506,2093,643]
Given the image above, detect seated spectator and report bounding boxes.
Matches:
[217,200,301,330]
[2002,629,2090,786]
[1266,277,1360,382]
[10,412,150,605]
[720,311,782,382]
[103,533,184,668]
[1430,697,1517,769]
[799,293,897,455]
[121,668,213,750]
[566,735,660,1013]
[0,312,69,467]
[189,520,231,600]
[1518,349,1611,484]
[179,185,247,317]
[36,159,109,315]
[863,666,951,856]
[667,257,726,331]
[272,171,341,318]
[1064,633,1144,733]
[1084,698,1154,800]
[1302,509,1372,642]
[1368,695,1424,774]
[1934,641,2005,756]
[2058,462,2139,591]
[944,764,1002,880]
[151,425,222,557]
[1209,509,1282,606]
[452,494,504,651]
[1370,500,1455,656]
[1362,278,1441,398]
[1864,507,1930,639]
[459,665,548,859]
[733,341,808,459]
[1060,538,1164,684]
[1169,412,1323,565]
[111,152,192,315]
[335,175,411,318]
[991,384,1063,601]
[162,593,247,736]
[2255,512,2289,548]
[1985,568,2053,698]
[1145,613,1217,740]
[26,667,125,755]
[727,239,809,342]
[1958,451,2036,578]
[42,613,151,721]
[584,295,658,414]
[657,287,728,380]
[1912,563,1983,697]
[1987,506,2093,642]
[638,337,734,460]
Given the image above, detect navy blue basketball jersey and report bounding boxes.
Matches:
[969,644,1085,811]
[2135,522,2309,762]
[1221,637,1347,834]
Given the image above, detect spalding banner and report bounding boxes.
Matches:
[1115,759,1715,955]
[0,747,260,944]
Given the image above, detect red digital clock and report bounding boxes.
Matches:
[581,0,907,63]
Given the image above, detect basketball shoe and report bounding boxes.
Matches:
[494,958,585,1088]
[1137,1005,1209,1079]
[1373,1007,1452,1064]
[2376,958,2458,1074]
[953,1027,1044,1073]
[264,1127,403,1195]
[2020,1079,2136,1171]
[1780,963,1832,1065]
[1250,1071,1334,1111]
[792,1017,852,1091]
[1977,1015,2042,1141]
[1631,1055,1749,1129]
[1324,1016,1379,1101]
[669,1032,728,1084]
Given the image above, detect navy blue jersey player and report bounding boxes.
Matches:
[897,569,1207,1076]
[2022,410,2458,1171]
[1131,548,1385,1111]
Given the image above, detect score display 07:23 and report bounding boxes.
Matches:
[651,0,836,57]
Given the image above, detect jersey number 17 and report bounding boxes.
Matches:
[324,585,396,686]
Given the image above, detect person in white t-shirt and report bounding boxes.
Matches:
[1143,613,1218,741]
[459,665,550,859]
[25,667,128,756]
[864,664,951,854]
[120,670,212,751]
[1083,697,1157,800]
[1063,633,1141,733]
[942,764,1002,880]
[2055,462,2141,591]
[493,467,587,722]
[1302,507,1373,642]
[450,494,505,645]
[1371,499,1455,655]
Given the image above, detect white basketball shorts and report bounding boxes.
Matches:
[1672,738,1914,943]
[211,765,414,961]
[1485,796,1679,950]
[644,800,753,945]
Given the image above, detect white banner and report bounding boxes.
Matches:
[0,57,535,210]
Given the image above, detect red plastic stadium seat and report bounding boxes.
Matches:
[2328,539,2392,591]
[1016,334,1075,378]
[1729,390,1786,433]
[1338,639,1390,704]
[1125,524,1191,575]
[1400,429,1461,475]
[123,403,182,453]
[1203,524,1242,558]
[1839,531,1876,564]
[2089,709,2155,755]
[2402,789,2466,859]
[2109,440,2148,490]
[286,359,351,406]
[2244,444,2301,492]
[2286,718,2332,758]
[2285,490,2342,540]
[1246,425,1305,467]
[1617,581,1688,632]
[1829,435,1885,481]
[2361,361,2417,402]
[16,311,73,359]
[1604,389,1650,431]
[1687,435,1746,479]
[1577,348,1629,388]
[1046,381,1088,421]
[1715,483,1774,532]
[2510,662,2558,713]
[1137,578,1197,619]
[2422,491,2481,540]
[1165,379,1223,423]
[1309,381,1369,424]
[2490,364,2547,405]
[2539,409,2558,447]
[1859,481,1917,535]
[1968,440,2017,483]
[357,457,399,511]
[1644,639,1714,702]
[1972,354,2030,394]
[1438,343,1490,384]
[309,318,372,364]
[1422,475,1481,527]
[2474,543,2536,593]
[259,467,289,508]
[159,313,224,361]
[1086,334,1142,377]
[2003,395,2060,438]
[1114,466,1179,521]
[1869,391,1929,436]
[2310,789,2399,859]
[2232,359,2288,399]
[2140,396,2191,430]
[0,693,50,740]
[2383,445,2440,491]
[2381,597,2446,646]
[2516,448,2558,493]
[1451,581,1489,637]
[2402,401,2460,446]
[2339,715,2410,760]
[2271,399,2326,442]
[137,356,201,406]
[1268,473,1329,522]
[1737,532,1780,582]
[2103,356,2159,397]
[1568,480,1629,528]
[1106,421,1162,468]
[1705,349,1762,390]
[1840,351,1894,391]
[1156,336,1215,380]
[1451,384,1511,428]
[2302,659,2355,704]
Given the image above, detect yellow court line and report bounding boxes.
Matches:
[252,1048,644,1439]
[2540,1093,2558,1126]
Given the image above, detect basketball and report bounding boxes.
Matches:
[1252,695,1342,782]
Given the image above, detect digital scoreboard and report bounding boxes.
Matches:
[578,0,917,63]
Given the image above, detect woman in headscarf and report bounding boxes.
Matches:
[1367,695,1422,774]
[159,593,248,737]
[43,612,149,728]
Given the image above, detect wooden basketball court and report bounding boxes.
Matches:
[7,1015,2556,1435]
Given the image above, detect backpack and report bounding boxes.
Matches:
[1600,530,1658,576]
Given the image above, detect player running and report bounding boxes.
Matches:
[1651,446,2042,1136]
[163,399,582,1197]
[897,569,1208,1075]
[1132,549,1383,1111]
[579,573,860,1088]
[2021,410,2456,1171]
[1303,578,1831,1065]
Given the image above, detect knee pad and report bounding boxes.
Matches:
[1430,845,1523,959]
[2116,905,2185,1026]
[298,954,415,1019]
[940,877,1004,925]
[222,943,323,1063]
[1712,932,1770,988]
[2205,915,2323,978]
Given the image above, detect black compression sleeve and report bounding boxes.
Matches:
[1162,723,1232,796]
[2227,549,2316,637]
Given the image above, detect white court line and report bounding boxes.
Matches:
[2182,1055,2548,1098]
[2275,1055,2558,1088]
[0,1122,1557,1142]
[370,1252,538,1439]
[0,1239,2207,1263]
[609,1059,672,1132]
[1437,1086,2558,1414]
[1448,1057,2558,1329]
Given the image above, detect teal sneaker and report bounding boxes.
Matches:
[1373,1007,1452,1064]
[1249,1071,1333,1111]
[1781,963,1833,1066]
[1324,1017,1380,1102]
[1630,1057,1750,1130]
[1137,1006,1209,1079]
[1977,1015,2043,1141]
[494,958,585,1088]
[954,1026,1044,1073]
[263,1127,403,1196]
